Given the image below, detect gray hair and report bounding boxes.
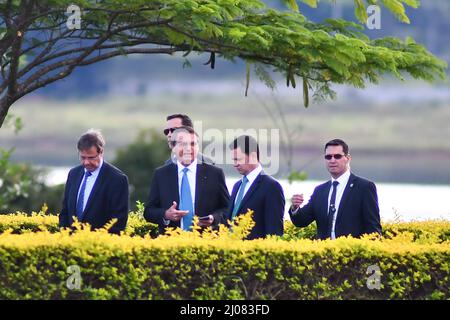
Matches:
[77,129,105,153]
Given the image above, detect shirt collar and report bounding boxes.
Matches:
[84,159,103,178]
[331,169,351,186]
[244,164,262,185]
[177,159,198,175]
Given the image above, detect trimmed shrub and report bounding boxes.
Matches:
[0,211,158,237]
[2,211,449,244]
[0,227,448,300]
[283,220,450,243]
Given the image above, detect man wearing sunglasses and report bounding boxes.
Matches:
[59,130,129,234]
[164,114,214,165]
[289,139,381,239]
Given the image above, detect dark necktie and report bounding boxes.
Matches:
[76,171,92,220]
[327,181,339,237]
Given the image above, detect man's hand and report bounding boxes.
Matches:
[291,193,304,211]
[164,201,189,221]
[198,214,214,228]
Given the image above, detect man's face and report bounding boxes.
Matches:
[231,147,257,176]
[325,145,351,179]
[79,146,103,172]
[164,117,183,149]
[172,131,199,166]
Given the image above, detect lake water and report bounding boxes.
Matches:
[47,167,449,222]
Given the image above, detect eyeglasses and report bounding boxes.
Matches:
[163,128,177,136]
[79,154,100,161]
[324,154,346,160]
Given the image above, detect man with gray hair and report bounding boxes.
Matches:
[59,129,129,234]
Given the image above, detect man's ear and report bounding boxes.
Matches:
[249,151,259,165]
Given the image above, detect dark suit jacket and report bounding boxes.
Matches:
[227,172,285,240]
[59,162,129,234]
[144,162,230,234]
[289,173,381,240]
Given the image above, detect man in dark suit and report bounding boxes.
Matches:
[163,114,215,165]
[59,130,129,234]
[144,126,229,234]
[227,135,285,240]
[289,139,381,240]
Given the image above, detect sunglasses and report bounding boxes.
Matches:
[324,154,346,160]
[163,127,177,136]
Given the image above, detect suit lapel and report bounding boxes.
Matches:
[337,173,356,217]
[321,180,331,218]
[229,180,241,213]
[82,163,107,216]
[70,167,85,216]
[169,164,180,205]
[194,164,207,213]
[236,173,263,213]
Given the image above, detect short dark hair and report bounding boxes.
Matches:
[170,126,199,147]
[166,114,193,127]
[324,139,349,155]
[77,129,105,153]
[229,135,259,160]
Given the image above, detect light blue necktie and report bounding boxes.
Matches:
[76,171,92,220]
[179,167,194,231]
[231,176,249,220]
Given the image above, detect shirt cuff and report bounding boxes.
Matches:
[162,216,171,226]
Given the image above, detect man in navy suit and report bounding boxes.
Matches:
[289,139,381,240]
[228,135,285,240]
[144,126,229,234]
[59,130,129,234]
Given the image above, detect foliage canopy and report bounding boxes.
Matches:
[0,0,447,127]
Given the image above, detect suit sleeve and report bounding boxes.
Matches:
[143,170,167,227]
[107,173,130,234]
[288,187,317,227]
[210,169,230,227]
[59,170,73,228]
[362,181,382,236]
[264,181,285,237]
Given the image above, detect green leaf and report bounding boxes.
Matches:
[381,0,410,24]
[301,0,318,8]
[354,0,368,23]
[228,28,247,43]
[283,0,299,12]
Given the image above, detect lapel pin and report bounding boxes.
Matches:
[350,183,354,188]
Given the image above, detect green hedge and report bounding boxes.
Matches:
[0,212,158,237]
[0,230,448,299]
[282,220,450,243]
[1,212,449,244]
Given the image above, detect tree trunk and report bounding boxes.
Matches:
[0,98,12,128]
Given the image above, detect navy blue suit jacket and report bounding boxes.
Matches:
[144,162,230,234]
[59,162,129,234]
[227,172,285,240]
[289,173,381,239]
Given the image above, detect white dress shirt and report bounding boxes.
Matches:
[77,159,103,212]
[177,159,197,229]
[235,164,263,204]
[329,169,351,239]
